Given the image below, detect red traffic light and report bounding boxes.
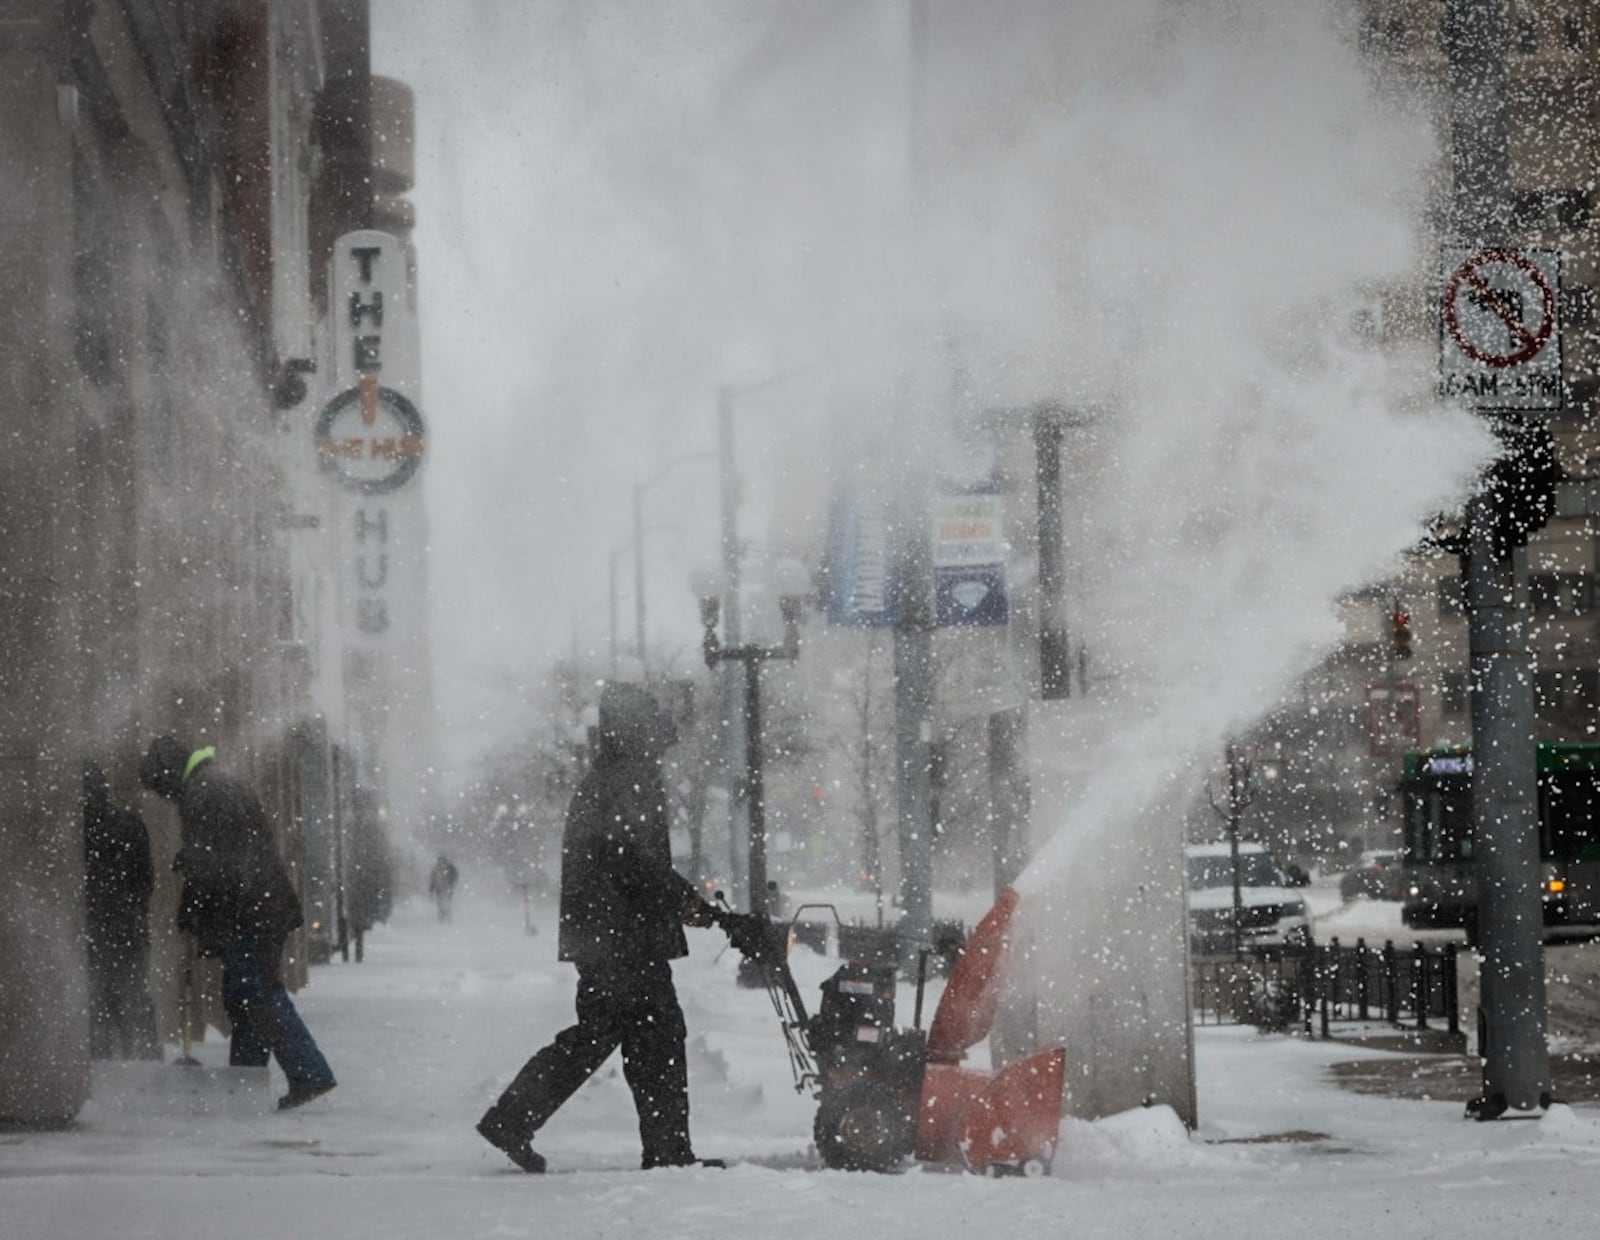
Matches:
[1391,607,1413,659]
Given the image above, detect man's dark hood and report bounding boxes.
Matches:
[139,734,192,800]
[596,683,676,761]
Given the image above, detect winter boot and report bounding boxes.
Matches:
[477,1109,547,1174]
[641,1150,725,1170]
[278,1082,337,1111]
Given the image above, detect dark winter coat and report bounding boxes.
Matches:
[83,766,154,965]
[557,684,699,970]
[147,745,304,958]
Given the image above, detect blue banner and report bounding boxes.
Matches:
[824,471,899,627]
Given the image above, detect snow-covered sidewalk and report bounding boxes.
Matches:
[5,893,1600,1240]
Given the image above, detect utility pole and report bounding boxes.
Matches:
[1445,0,1550,1119]
[609,546,624,680]
[718,388,750,910]
[892,527,935,951]
[890,0,936,957]
[1035,411,1070,700]
[633,483,647,668]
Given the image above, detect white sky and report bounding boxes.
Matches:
[374,2,929,774]
[371,1,1489,792]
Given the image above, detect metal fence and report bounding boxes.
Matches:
[1191,939,1461,1038]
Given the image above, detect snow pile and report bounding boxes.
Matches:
[5,900,1600,1240]
[1055,1103,1218,1178]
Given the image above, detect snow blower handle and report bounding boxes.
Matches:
[714,909,779,962]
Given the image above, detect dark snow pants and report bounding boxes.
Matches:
[87,932,159,1061]
[221,934,336,1094]
[488,959,692,1165]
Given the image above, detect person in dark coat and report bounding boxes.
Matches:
[82,761,160,1060]
[139,735,336,1110]
[476,683,734,1173]
[428,852,458,922]
[345,787,393,963]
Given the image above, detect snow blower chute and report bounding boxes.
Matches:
[732,887,1065,1175]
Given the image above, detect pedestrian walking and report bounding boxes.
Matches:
[139,735,337,1110]
[428,853,458,922]
[476,682,741,1173]
[82,761,160,1060]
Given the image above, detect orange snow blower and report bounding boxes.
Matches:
[728,887,1065,1175]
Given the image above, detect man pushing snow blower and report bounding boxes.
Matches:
[477,682,755,1174]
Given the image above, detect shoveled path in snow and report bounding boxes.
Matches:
[5,891,1600,1240]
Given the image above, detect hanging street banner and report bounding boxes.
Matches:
[1438,245,1562,411]
[932,493,1008,627]
[824,469,899,627]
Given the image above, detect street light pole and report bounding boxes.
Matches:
[632,454,717,677]
[699,590,803,919]
[713,371,811,907]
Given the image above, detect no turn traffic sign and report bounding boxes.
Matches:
[1438,246,1562,411]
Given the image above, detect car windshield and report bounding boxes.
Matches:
[1187,851,1285,890]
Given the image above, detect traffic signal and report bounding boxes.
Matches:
[1391,606,1413,659]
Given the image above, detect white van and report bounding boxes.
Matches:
[1185,841,1312,954]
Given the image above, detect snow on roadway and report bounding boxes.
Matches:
[4,889,1600,1240]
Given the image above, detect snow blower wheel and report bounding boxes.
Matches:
[814,1083,915,1172]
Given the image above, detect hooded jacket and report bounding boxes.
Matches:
[141,738,303,957]
[557,684,700,969]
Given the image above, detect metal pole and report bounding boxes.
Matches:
[1036,411,1070,699]
[719,388,750,909]
[1466,498,1548,1113]
[886,0,936,957]
[893,488,935,949]
[608,547,621,681]
[744,657,767,917]
[633,483,647,671]
[1445,0,1550,1119]
[1227,744,1245,961]
[987,707,1030,899]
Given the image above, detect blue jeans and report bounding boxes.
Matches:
[221,936,335,1094]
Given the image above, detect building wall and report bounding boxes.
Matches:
[0,0,372,1125]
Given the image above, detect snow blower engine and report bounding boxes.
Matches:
[720,888,1065,1175]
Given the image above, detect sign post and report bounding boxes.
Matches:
[1441,0,1551,1121]
[1438,245,1561,411]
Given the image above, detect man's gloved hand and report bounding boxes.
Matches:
[717,910,778,962]
[682,892,719,928]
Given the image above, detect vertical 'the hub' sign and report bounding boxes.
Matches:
[322,231,427,640]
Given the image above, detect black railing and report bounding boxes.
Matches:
[1191,939,1460,1038]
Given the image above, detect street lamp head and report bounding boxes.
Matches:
[775,593,805,659]
[688,561,727,602]
[771,557,811,600]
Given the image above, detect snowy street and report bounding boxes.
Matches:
[7,889,1600,1240]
